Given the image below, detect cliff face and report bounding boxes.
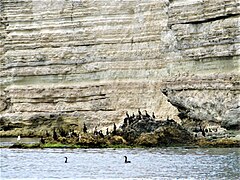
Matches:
[0,0,239,132]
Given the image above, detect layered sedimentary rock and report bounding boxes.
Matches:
[0,0,239,133]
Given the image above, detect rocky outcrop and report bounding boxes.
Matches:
[0,0,239,135]
[120,113,193,146]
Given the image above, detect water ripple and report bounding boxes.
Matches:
[1,148,239,179]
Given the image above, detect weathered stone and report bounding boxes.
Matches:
[108,135,127,145]
[120,113,193,145]
[0,0,239,134]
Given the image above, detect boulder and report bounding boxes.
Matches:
[121,115,193,146]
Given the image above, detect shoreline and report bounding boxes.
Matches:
[1,136,239,149]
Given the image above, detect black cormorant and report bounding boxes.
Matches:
[138,108,142,116]
[112,123,117,135]
[144,110,150,118]
[53,128,58,141]
[200,127,206,137]
[94,126,98,136]
[83,123,87,133]
[152,112,155,119]
[124,156,131,163]
[132,113,135,118]
[65,157,68,163]
[99,130,104,138]
[137,108,142,120]
[40,136,45,144]
[126,111,130,118]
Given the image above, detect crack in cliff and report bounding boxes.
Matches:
[179,13,240,25]
[161,89,190,122]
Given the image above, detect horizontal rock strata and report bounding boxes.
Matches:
[0,0,239,133]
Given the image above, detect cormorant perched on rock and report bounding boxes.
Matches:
[123,113,129,126]
[129,117,133,125]
[165,116,175,124]
[126,111,130,118]
[131,113,135,119]
[152,112,155,119]
[137,108,142,120]
[138,108,142,116]
[53,128,58,141]
[99,130,104,138]
[45,130,50,137]
[83,123,87,133]
[106,128,109,136]
[65,157,68,163]
[123,118,128,126]
[40,136,45,144]
[113,123,117,135]
[144,110,150,118]
[94,126,98,136]
[200,126,206,137]
[128,113,135,125]
[124,156,131,163]
[166,118,175,123]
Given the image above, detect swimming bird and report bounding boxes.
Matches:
[65,157,68,163]
[124,156,131,163]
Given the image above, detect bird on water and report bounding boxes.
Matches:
[124,156,131,163]
[65,157,68,163]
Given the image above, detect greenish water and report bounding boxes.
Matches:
[1,147,239,179]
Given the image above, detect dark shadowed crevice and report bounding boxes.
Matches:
[161,89,191,120]
[181,13,240,25]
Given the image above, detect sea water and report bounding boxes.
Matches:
[1,147,239,179]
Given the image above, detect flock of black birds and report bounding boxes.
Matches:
[40,121,118,144]
[40,109,155,144]
[122,108,156,129]
[58,109,156,164]
[65,109,157,163]
[40,108,207,147]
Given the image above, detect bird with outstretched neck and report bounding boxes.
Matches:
[124,156,131,163]
[65,157,68,163]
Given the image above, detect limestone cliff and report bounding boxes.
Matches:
[0,0,239,134]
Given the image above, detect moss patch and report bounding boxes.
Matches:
[197,138,240,148]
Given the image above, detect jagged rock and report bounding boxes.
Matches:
[134,133,159,147]
[121,115,193,145]
[221,119,240,130]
